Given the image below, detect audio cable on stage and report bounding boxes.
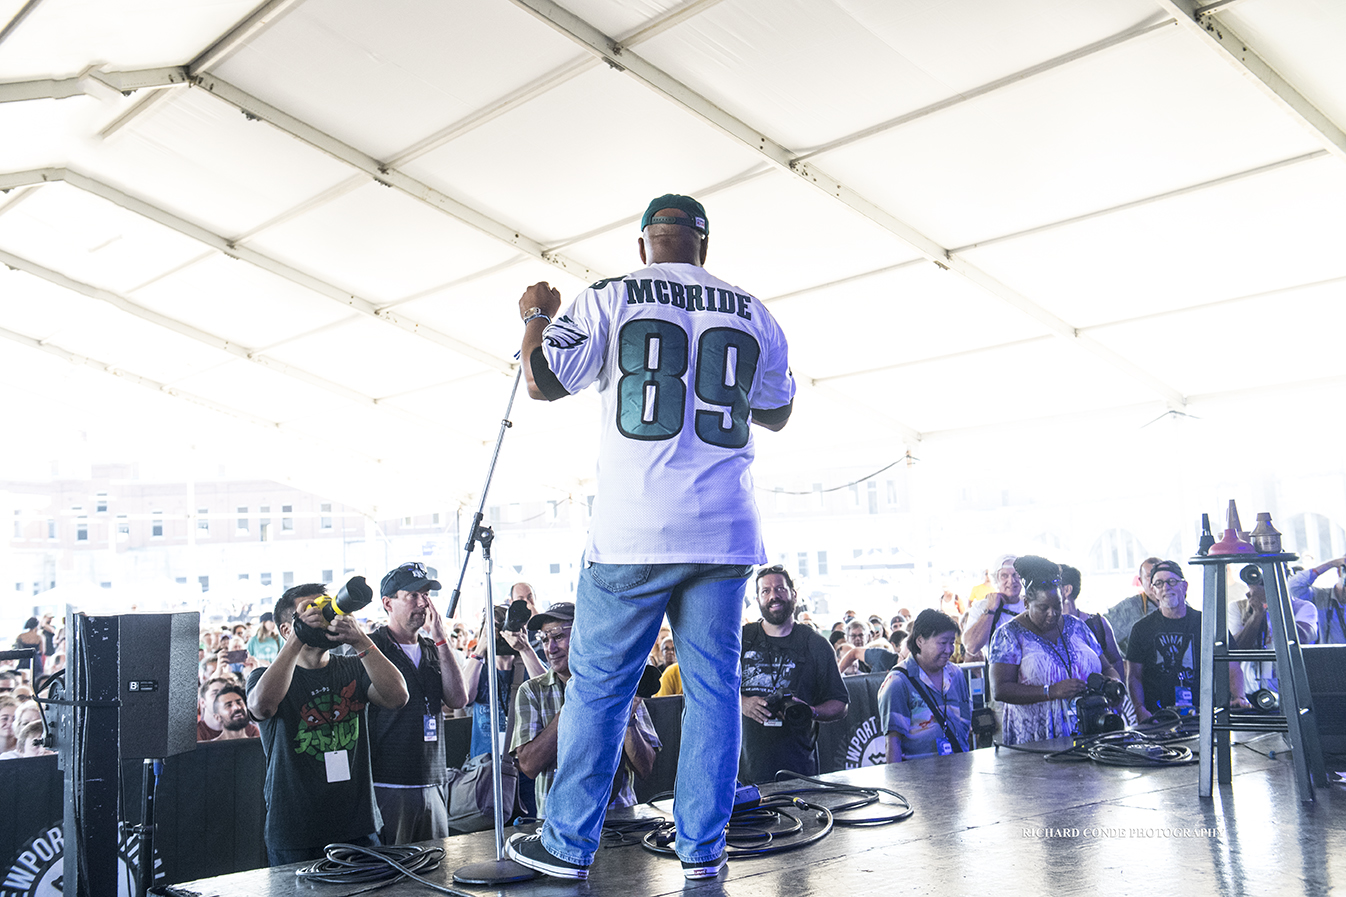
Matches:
[632,773,913,862]
[293,843,471,896]
[995,717,1200,767]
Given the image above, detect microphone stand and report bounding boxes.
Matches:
[448,364,536,885]
[446,365,522,620]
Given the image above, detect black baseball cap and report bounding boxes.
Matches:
[641,194,708,235]
[380,562,442,597]
[527,602,576,631]
[1150,560,1185,581]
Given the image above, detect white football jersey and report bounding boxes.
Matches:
[542,261,795,564]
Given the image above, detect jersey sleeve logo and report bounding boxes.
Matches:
[543,317,589,351]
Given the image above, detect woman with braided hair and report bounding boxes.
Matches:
[988,555,1123,745]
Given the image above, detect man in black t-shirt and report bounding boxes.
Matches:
[1125,560,1248,721]
[247,584,409,866]
[739,566,848,784]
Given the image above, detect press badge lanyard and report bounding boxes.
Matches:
[897,666,966,753]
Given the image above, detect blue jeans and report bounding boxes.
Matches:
[540,562,751,866]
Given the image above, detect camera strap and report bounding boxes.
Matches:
[896,666,966,753]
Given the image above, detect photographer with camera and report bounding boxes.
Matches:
[739,566,848,784]
[246,582,409,865]
[462,603,545,759]
[988,556,1124,745]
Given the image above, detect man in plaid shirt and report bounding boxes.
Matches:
[509,602,659,816]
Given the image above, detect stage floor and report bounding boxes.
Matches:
[163,736,1346,897]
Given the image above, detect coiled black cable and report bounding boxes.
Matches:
[293,842,466,896]
[636,772,912,861]
[995,720,1199,767]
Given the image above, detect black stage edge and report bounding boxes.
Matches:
[163,737,1346,897]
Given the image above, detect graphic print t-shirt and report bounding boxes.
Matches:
[1126,609,1201,712]
[248,657,379,847]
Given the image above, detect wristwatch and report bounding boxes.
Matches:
[522,307,550,326]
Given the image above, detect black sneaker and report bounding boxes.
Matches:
[506,833,589,880]
[681,853,726,880]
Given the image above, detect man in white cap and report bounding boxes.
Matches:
[962,555,1025,659]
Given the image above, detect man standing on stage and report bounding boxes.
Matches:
[505,194,794,881]
[739,566,848,784]
[366,562,469,844]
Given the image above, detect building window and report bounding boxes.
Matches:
[47,519,55,539]
[151,511,163,538]
[282,505,293,531]
[818,551,828,576]
[198,575,209,592]
[76,515,88,541]
[797,552,810,579]
[432,512,440,525]
[238,573,249,580]
[237,507,248,532]
[260,572,272,586]
[282,572,294,589]
[96,493,108,513]
[198,509,209,534]
[259,522,270,542]
[550,563,561,574]
[867,481,878,514]
[404,516,412,526]
[117,515,128,535]
[322,569,333,583]
[320,503,332,530]
[13,511,20,539]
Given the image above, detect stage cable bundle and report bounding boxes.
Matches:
[631,772,913,861]
[995,714,1201,767]
[293,843,468,896]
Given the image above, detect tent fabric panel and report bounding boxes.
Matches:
[812,25,1324,250]
[210,0,585,162]
[77,86,361,239]
[402,64,768,247]
[960,154,1346,330]
[0,182,212,294]
[242,180,525,305]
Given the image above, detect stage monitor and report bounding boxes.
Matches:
[1302,644,1346,755]
[119,611,200,759]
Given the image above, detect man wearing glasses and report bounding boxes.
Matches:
[510,603,659,817]
[365,563,469,844]
[508,194,793,881]
[1125,560,1248,722]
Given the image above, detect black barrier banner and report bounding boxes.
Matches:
[818,672,888,773]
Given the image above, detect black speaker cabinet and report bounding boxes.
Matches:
[119,612,200,759]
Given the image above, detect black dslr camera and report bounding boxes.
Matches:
[1073,673,1125,738]
[763,692,813,728]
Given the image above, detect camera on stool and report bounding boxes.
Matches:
[1074,673,1125,737]
[763,692,813,728]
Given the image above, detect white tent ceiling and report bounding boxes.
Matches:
[2,0,1344,516]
